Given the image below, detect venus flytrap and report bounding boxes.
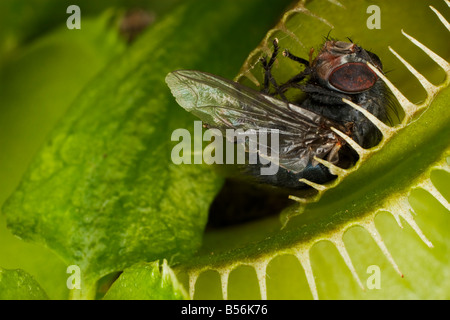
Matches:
[177,0,450,300]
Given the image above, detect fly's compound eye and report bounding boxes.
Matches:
[328,62,378,93]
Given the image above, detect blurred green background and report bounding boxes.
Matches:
[0,0,184,299]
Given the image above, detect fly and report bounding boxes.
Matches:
[165,38,390,190]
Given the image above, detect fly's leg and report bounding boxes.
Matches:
[260,39,278,92]
[277,49,311,94]
[278,71,309,94]
[259,39,288,102]
[259,57,272,94]
[283,49,309,66]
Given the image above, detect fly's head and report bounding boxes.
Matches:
[311,40,383,94]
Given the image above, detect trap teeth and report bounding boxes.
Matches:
[362,220,403,278]
[298,178,327,191]
[418,178,450,212]
[366,61,417,120]
[401,29,450,74]
[330,236,365,290]
[313,156,348,177]
[388,47,439,97]
[429,5,450,31]
[341,98,394,138]
[288,195,309,204]
[330,127,366,157]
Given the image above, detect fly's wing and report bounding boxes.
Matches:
[165,70,343,173]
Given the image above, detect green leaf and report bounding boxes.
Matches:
[0,268,49,300]
[0,13,126,300]
[103,261,187,300]
[0,12,125,207]
[2,0,291,299]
